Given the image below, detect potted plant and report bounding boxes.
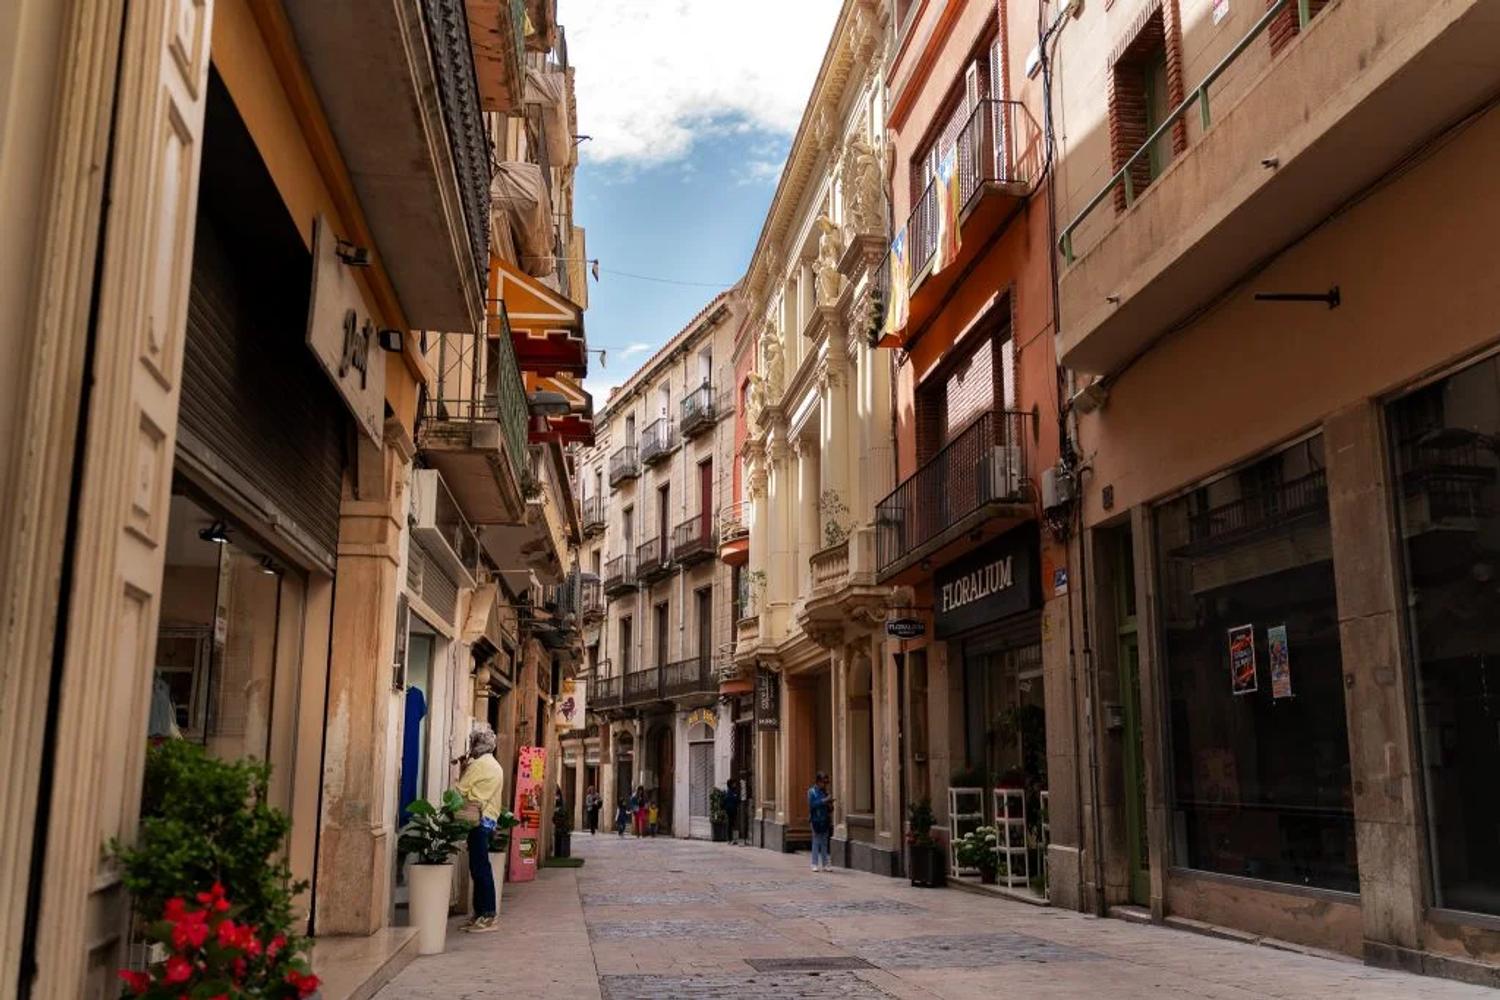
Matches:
[552,797,573,858]
[905,799,944,887]
[709,787,729,841]
[955,826,1003,884]
[397,789,473,955]
[487,808,520,916]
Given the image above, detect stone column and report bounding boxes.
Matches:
[316,449,406,935]
[874,634,901,859]
[768,425,796,624]
[573,744,587,832]
[796,439,820,593]
[820,320,850,536]
[830,644,850,841]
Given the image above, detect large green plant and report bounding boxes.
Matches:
[397,790,474,865]
[111,740,304,935]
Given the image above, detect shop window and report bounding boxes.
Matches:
[1388,355,1500,917]
[1154,434,1358,892]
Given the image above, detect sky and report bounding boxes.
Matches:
[564,0,842,405]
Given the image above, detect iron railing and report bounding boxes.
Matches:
[580,577,604,618]
[420,0,491,286]
[608,445,640,485]
[429,471,481,573]
[876,409,1033,576]
[1059,0,1313,263]
[425,303,529,486]
[719,500,749,544]
[681,382,718,437]
[637,536,670,580]
[1180,469,1328,554]
[640,418,678,465]
[581,494,606,534]
[672,514,716,565]
[591,671,621,710]
[622,667,661,705]
[602,554,636,594]
[662,658,716,699]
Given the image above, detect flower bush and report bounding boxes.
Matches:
[954,825,1004,879]
[117,883,318,999]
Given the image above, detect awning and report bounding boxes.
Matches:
[524,67,572,167]
[489,256,587,377]
[490,162,554,276]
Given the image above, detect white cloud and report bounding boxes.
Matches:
[565,0,842,165]
[616,342,653,359]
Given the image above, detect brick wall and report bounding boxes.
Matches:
[1108,2,1186,212]
[1268,0,1330,57]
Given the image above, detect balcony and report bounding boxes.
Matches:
[1056,0,1500,375]
[1175,469,1329,558]
[640,418,678,467]
[581,495,606,537]
[733,614,760,664]
[602,555,636,596]
[680,383,720,439]
[580,578,604,622]
[878,100,1041,348]
[876,409,1033,583]
[468,0,526,112]
[590,671,621,711]
[622,667,662,707]
[718,501,749,566]
[417,314,529,526]
[636,536,674,584]
[608,446,640,486]
[662,658,717,702]
[672,514,717,567]
[809,540,851,596]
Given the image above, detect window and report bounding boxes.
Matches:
[1154,434,1357,892]
[1109,8,1184,210]
[654,602,670,668]
[620,616,633,672]
[625,414,636,445]
[697,347,712,387]
[1388,355,1500,916]
[622,505,634,547]
[915,316,1012,463]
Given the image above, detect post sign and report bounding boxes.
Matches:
[886,617,925,639]
[508,745,546,883]
[305,214,386,444]
[554,677,585,732]
[755,668,780,731]
[933,525,1037,638]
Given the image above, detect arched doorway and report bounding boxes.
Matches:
[686,711,717,839]
[648,722,674,834]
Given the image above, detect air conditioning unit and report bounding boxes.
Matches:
[411,469,480,588]
[985,445,1023,501]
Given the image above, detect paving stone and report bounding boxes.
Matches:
[589,918,761,939]
[601,972,893,999]
[583,891,719,906]
[850,932,1101,968]
[761,899,925,918]
[745,957,875,972]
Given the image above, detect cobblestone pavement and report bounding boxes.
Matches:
[376,833,1495,999]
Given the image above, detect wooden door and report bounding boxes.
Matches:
[696,588,712,666]
[32,0,215,994]
[698,459,713,537]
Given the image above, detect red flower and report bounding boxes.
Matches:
[163,897,190,921]
[163,955,193,984]
[117,969,150,995]
[215,918,239,946]
[171,913,210,951]
[233,958,248,981]
[267,933,287,959]
[286,970,321,997]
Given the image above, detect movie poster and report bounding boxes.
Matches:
[508,745,546,883]
[1268,624,1292,699]
[1228,624,1258,695]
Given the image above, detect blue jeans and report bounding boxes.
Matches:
[811,829,831,868]
[467,825,496,917]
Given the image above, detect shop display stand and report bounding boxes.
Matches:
[948,786,985,876]
[993,787,1029,889]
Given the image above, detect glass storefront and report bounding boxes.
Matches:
[1388,353,1500,917]
[1155,434,1359,892]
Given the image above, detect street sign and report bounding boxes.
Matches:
[886,617,926,639]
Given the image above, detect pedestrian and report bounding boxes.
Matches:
[585,784,602,835]
[647,797,659,837]
[632,784,649,837]
[723,777,740,844]
[614,797,629,836]
[807,771,835,873]
[453,725,505,932]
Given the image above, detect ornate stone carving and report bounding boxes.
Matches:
[760,321,785,400]
[745,371,766,431]
[805,619,846,650]
[814,216,845,308]
[842,133,886,241]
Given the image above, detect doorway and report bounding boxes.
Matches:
[696,588,713,667]
[1111,529,1150,905]
[650,723,675,832]
[688,722,715,839]
[698,459,713,540]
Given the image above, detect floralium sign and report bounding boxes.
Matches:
[932,525,1038,637]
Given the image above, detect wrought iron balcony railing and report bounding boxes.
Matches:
[876,409,1032,577]
[719,500,749,544]
[662,658,716,699]
[1176,469,1329,555]
[636,536,672,581]
[672,514,717,566]
[608,445,640,486]
[420,0,491,286]
[640,418,678,466]
[622,666,661,706]
[423,304,529,486]
[680,382,718,438]
[581,494,606,535]
[602,554,636,595]
[591,671,621,710]
[580,577,604,619]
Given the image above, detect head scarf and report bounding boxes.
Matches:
[469,724,497,757]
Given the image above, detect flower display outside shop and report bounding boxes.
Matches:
[955,826,1004,884]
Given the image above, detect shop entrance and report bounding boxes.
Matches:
[648,723,674,832]
[687,720,715,839]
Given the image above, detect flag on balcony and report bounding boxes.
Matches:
[934,146,962,273]
[880,228,910,344]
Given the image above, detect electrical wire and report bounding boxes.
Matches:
[519,253,736,288]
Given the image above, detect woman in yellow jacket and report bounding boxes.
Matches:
[454,726,505,932]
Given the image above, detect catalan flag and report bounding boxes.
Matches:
[880,228,910,345]
[934,146,962,273]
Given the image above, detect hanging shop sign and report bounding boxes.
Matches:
[1228,624,1258,696]
[755,668,780,731]
[508,745,546,883]
[554,677,586,732]
[305,214,386,444]
[886,617,926,639]
[933,526,1037,638]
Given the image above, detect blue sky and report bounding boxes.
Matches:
[565,0,842,403]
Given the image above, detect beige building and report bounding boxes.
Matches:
[1050,0,1500,985]
[731,0,900,874]
[578,291,744,838]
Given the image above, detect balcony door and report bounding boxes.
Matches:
[654,602,670,669]
[696,587,713,667]
[657,483,670,558]
[698,459,713,538]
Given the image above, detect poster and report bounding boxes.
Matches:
[1268,624,1292,699]
[1228,624,1258,695]
[554,677,585,732]
[508,745,546,883]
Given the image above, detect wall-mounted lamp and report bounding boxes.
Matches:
[529,390,573,416]
[335,239,371,267]
[257,556,280,577]
[378,328,405,353]
[198,521,230,545]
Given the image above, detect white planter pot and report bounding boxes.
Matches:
[488,851,507,916]
[407,863,454,955]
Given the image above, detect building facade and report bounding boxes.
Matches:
[580,292,744,839]
[1052,0,1500,985]
[0,0,589,994]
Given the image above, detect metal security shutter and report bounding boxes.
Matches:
[413,541,459,624]
[179,88,346,571]
[689,742,713,818]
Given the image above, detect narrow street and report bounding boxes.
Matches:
[378,835,1489,999]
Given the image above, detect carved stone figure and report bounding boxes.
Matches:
[745,371,766,430]
[843,133,885,238]
[814,216,845,306]
[761,323,785,399]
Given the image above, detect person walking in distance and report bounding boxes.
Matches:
[647,797,660,837]
[614,797,629,836]
[723,777,741,845]
[584,785,602,835]
[632,784,649,838]
[807,771,835,873]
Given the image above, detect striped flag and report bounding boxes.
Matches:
[934,146,962,273]
[881,228,910,343]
